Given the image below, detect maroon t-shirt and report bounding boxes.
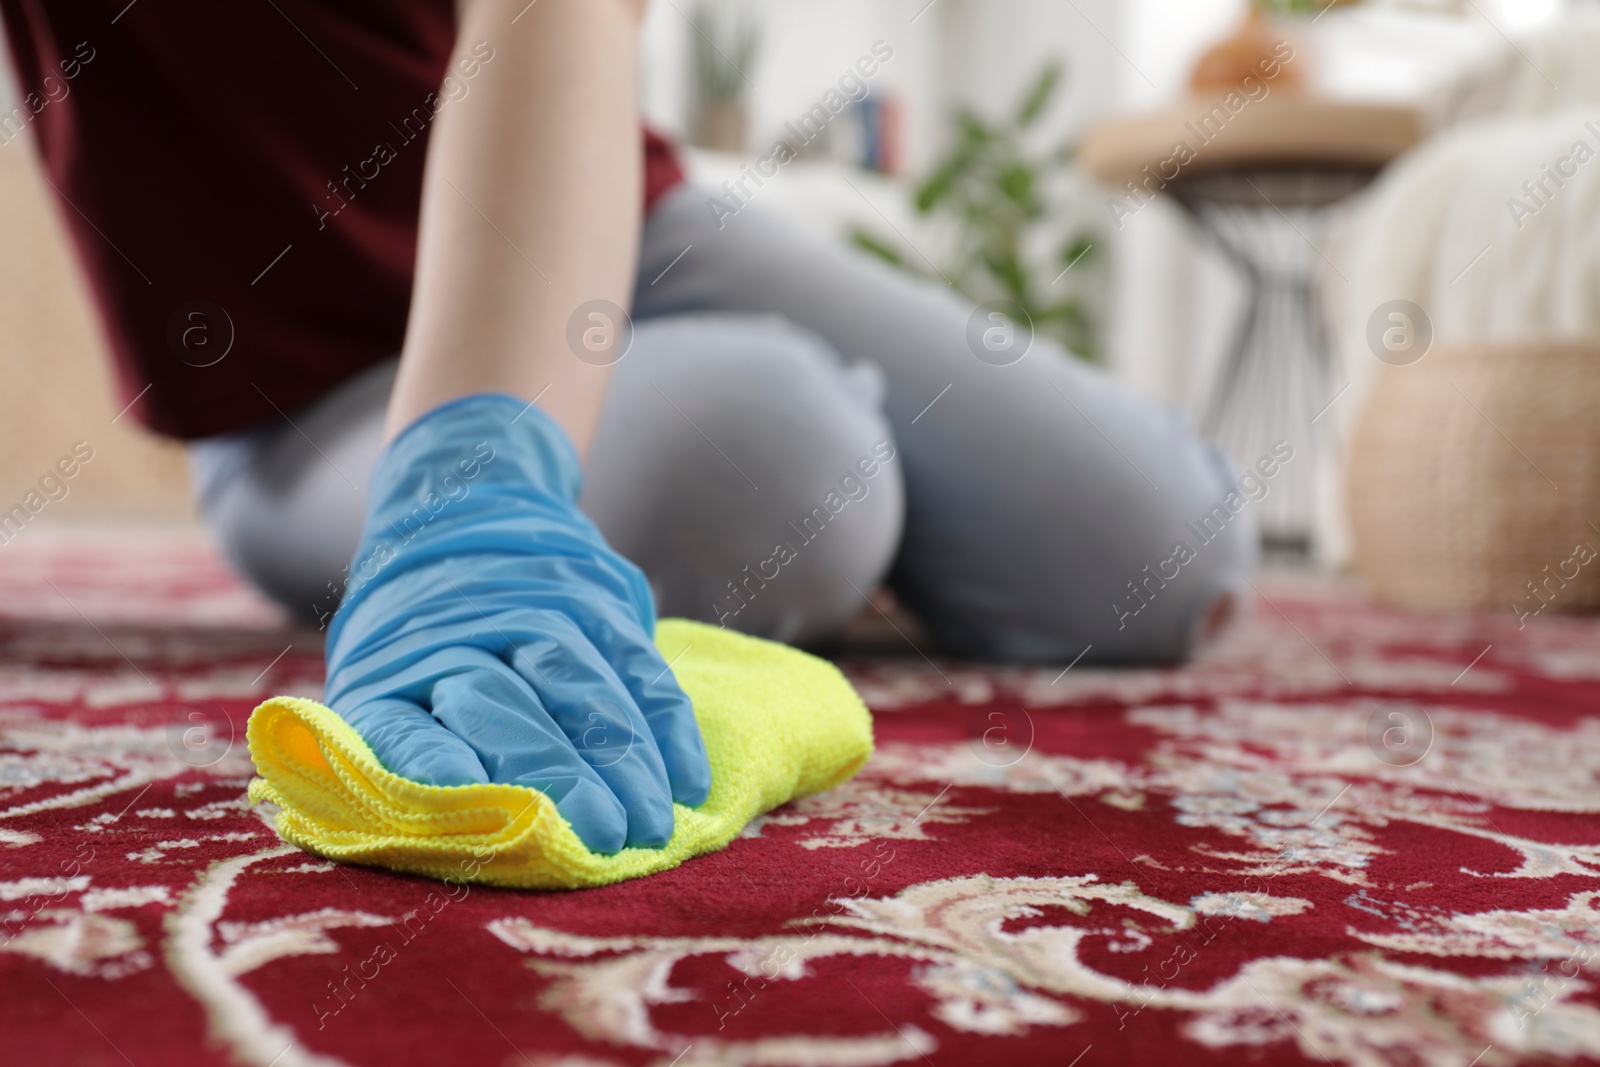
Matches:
[1,1,684,438]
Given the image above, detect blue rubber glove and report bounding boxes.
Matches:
[323,394,712,853]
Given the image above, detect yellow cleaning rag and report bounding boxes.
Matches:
[246,619,874,889]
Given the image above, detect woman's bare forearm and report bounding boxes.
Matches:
[385,0,644,452]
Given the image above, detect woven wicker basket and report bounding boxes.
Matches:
[1346,339,1600,614]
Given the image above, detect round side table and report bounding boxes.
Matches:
[1082,96,1420,559]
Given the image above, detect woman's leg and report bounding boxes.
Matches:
[188,315,903,642]
[634,184,1255,664]
[187,359,395,627]
[581,314,903,644]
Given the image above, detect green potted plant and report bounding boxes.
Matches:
[851,61,1104,361]
[690,2,760,153]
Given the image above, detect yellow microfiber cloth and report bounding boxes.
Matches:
[245,619,873,889]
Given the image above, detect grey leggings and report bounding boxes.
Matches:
[189,184,1253,663]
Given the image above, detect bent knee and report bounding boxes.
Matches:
[194,365,391,624]
[1078,436,1257,664]
[901,403,1255,665]
[207,477,363,626]
[583,314,905,644]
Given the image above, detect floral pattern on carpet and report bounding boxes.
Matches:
[1,529,1598,1067]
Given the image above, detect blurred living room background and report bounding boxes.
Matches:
[4,0,1597,619]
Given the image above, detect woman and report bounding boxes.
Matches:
[2,0,1250,852]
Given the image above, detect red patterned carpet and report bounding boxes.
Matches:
[3,528,1600,1067]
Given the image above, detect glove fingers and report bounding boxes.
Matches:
[503,621,677,849]
[426,665,631,854]
[341,696,490,787]
[345,586,710,810]
[580,616,712,808]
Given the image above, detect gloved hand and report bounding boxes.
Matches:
[323,393,711,853]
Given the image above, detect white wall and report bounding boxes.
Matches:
[1108,0,1244,410]
[642,0,1118,174]
[935,0,1121,147]
[642,0,941,169]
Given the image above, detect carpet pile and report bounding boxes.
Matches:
[2,529,1598,1066]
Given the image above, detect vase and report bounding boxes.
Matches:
[1189,7,1307,95]
[694,101,748,153]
